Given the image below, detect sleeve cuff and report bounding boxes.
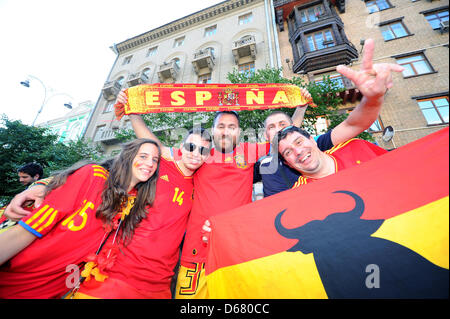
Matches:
[18,220,43,238]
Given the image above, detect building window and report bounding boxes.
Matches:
[147,46,157,57]
[313,116,329,135]
[314,72,346,89]
[198,73,212,84]
[122,55,132,65]
[173,36,185,48]
[204,25,217,37]
[299,4,325,23]
[238,13,253,25]
[368,118,384,132]
[396,54,434,77]
[172,58,181,68]
[365,0,392,13]
[142,68,151,82]
[116,76,125,87]
[424,10,449,29]
[306,29,335,52]
[104,101,114,113]
[380,21,410,41]
[417,96,449,125]
[238,62,255,75]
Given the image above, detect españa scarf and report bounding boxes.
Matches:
[114,83,316,119]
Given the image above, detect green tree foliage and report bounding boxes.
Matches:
[0,116,103,205]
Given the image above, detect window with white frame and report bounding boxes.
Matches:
[238,13,253,25]
[204,25,217,37]
[147,46,158,57]
[122,55,132,65]
[173,36,185,48]
[104,101,114,113]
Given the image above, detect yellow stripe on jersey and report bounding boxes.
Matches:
[325,138,357,155]
[36,210,59,233]
[93,173,108,180]
[31,207,55,230]
[25,205,50,225]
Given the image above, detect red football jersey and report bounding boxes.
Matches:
[94,156,194,294]
[293,139,388,187]
[181,142,269,264]
[0,164,109,299]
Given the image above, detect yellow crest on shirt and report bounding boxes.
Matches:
[235,154,248,169]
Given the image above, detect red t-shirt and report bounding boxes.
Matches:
[96,156,194,293]
[0,164,109,299]
[293,139,388,187]
[181,142,270,264]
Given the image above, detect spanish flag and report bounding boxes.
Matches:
[206,128,449,298]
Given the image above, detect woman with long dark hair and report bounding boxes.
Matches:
[0,139,160,298]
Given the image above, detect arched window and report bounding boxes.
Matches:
[142,68,151,82]
[172,58,181,68]
[116,76,125,87]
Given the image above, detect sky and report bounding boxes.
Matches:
[0,0,224,126]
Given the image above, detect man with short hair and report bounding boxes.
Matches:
[17,163,43,187]
[255,38,404,197]
[276,125,387,185]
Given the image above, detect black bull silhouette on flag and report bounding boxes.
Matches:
[275,190,449,298]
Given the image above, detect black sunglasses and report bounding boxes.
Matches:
[183,142,211,156]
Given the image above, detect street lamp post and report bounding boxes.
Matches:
[20,75,73,126]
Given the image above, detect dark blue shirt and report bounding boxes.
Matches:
[254,130,333,197]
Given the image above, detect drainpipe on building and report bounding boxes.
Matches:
[81,43,120,141]
[264,0,275,68]
[269,0,283,75]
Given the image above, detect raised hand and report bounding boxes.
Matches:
[336,39,404,101]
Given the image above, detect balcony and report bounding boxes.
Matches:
[192,48,216,74]
[338,76,362,104]
[127,71,149,87]
[157,61,180,82]
[293,42,358,73]
[232,36,257,64]
[102,80,122,100]
[94,128,119,145]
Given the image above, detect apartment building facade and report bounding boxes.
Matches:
[84,0,281,155]
[274,0,449,149]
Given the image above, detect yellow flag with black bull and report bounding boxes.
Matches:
[206,128,449,298]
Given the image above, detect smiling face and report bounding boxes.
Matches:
[212,113,240,153]
[130,143,160,187]
[180,133,211,171]
[264,112,293,143]
[278,131,323,175]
